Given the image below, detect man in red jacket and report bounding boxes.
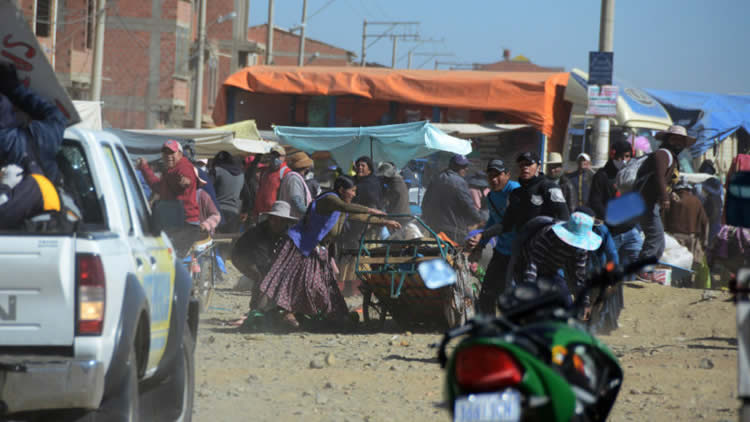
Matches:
[253,145,290,217]
[138,139,201,257]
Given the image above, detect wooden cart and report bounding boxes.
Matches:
[354,215,479,330]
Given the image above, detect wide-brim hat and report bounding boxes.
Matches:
[546,152,563,165]
[551,212,602,251]
[655,125,697,146]
[260,200,298,221]
[287,151,313,170]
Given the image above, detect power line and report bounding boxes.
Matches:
[308,0,337,20]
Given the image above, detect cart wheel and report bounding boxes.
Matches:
[362,291,387,329]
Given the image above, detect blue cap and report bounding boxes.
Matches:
[450,154,470,168]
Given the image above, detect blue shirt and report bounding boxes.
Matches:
[483,180,520,255]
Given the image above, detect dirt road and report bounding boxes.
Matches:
[193,271,738,422]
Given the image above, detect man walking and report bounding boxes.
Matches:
[588,140,642,266]
[545,152,574,211]
[567,153,595,209]
[636,125,696,261]
[472,159,520,314]
[421,154,484,243]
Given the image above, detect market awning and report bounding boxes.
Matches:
[273,121,472,168]
[646,90,750,157]
[431,123,531,138]
[127,121,277,158]
[213,66,570,145]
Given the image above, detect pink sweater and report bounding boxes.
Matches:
[197,189,221,233]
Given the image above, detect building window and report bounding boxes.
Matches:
[36,0,51,37]
[175,26,191,77]
[86,0,95,49]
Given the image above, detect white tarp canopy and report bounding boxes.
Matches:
[431,123,531,138]
[128,128,277,158]
[71,101,102,130]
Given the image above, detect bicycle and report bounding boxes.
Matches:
[183,236,219,312]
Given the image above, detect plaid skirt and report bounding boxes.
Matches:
[258,237,348,318]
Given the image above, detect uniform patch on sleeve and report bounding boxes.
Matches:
[549,188,566,203]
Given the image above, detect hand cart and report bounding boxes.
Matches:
[354,215,479,330]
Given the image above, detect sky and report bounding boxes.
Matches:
[249,0,750,94]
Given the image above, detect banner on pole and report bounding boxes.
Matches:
[586,85,618,117]
[0,0,81,126]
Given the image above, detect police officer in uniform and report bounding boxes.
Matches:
[486,151,570,237]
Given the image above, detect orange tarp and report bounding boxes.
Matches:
[212,66,569,140]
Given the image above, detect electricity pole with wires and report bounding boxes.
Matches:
[297,0,307,66]
[360,21,419,68]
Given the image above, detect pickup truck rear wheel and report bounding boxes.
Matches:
[60,342,139,422]
[174,329,195,422]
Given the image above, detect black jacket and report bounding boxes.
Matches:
[503,175,570,234]
[588,160,636,235]
[354,173,384,209]
[422,169,483,241]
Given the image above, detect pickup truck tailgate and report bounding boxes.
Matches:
[0,237,76,346]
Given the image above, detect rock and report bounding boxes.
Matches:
[205,335,216,344]
[324,381,335,389]
[699,358,714,369]
[310,359,326,369]
[389,365,397,371]
[315,392,329,405]
[247,374,259,383]
[702,290,719,301]
[629,389,641,395]
[400,340,409,347]
[326,353,336,366]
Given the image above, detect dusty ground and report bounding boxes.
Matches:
[193,267,738,422]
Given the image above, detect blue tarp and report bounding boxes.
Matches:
[646,90,750,157]
[273,121,473,168]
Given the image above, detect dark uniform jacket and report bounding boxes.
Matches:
[502,175,570,234]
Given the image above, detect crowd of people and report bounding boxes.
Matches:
[1,57,748,334]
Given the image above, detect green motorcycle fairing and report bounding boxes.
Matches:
[445,321,620,421]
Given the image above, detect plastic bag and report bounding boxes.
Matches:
[661,233,694,269]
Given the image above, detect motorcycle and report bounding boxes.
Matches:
[431,193,652,422]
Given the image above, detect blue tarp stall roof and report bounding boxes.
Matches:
[272,121,473,168]
[646,90,750,157]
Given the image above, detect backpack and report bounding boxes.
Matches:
[615,154,651,194]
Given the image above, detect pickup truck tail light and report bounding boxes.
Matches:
[76,254,106,335]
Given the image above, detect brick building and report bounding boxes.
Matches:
[18,0,260,129]
[247,24,356,66]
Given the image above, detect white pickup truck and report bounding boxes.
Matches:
[0,128,199,421]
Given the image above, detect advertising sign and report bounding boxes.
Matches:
[0,0,81,125]
[586,85,618,116]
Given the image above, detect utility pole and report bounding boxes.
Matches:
[266,0,274,65]
[591,0,615,167]
[90,0,107,101]
[402,38,444,69]
[360,20,367,66]
[391,37,397,68]
[297,0,307,66]
[360,21,419,68]
[193,0,207,128]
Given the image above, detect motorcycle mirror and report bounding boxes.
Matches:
[417,259,456,289]
[727,171,750,228]
[605,192,646,226]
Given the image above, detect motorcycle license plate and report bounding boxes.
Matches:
[454,390,521,422]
